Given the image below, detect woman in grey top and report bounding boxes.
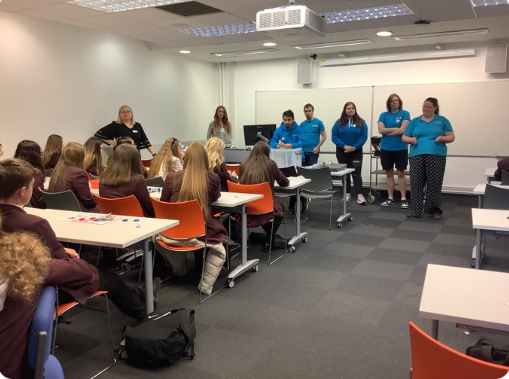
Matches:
[207,105,232,146]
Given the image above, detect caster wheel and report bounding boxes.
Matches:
[125,264,132,271]
[338,223,343,228]
[227,280,235,288]
[302,237,308,243]
[374,191,381,199]
[471,259,476,268]
[348,216,353,221]
[288,245,296,253]
[368,195,375,203]
[252,265,259,272]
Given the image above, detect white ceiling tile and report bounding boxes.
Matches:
[0,0,66,10]
[474,5,509,18]
[17,9,70,23]
[59,18,103,29]
[79,14,139,28]
[404,0,475,22]
[33,3,104,19]
[119,8,181,23]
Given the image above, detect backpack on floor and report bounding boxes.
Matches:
[466,338,509,367]
[123,308,196,368]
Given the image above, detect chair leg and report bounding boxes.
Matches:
[329,195,333,229]
[268,216,288,266]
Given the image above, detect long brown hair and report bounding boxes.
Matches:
[239,141,274,185]
[100,144,144,187]
[178,142,210,219]
[0,215,51,302]
[84,137,103,175]
[14,140,44,172]
[204,137,225,171]
[148,137,176,178]
[338,102,363,128]
[212,106,232,135]
[42,134,63,168]
[49,142,85,191]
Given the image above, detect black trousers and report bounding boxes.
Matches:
[59,269,145,320]
[336,147,363,196]
[409,154,446,217]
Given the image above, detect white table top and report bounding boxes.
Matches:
[212,192,263,207]
[330,168,356,177]
[485,167,497,177]
[274,176,311,190]
[472,208,509,232]
[420,264,509,333]
[26,207,178,248]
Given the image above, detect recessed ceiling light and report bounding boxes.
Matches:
[68,0,188,13]
[394,28,488,40]
[471,0,509,7]
[376,31,393,37]
[320,4,413,23]
[263,42,277,47]
[179,50,191,54]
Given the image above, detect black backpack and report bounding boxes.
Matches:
[123,308,196,368]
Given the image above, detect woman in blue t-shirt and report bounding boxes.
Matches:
[402,97,455,219]
[332,102,368,205]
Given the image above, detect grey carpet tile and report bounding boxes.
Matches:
[349,223,395,237]
[300,252,363,273]
[388,228,437,242]
[433,232,476,247]
[370,210,409,221]
[378,237,431,253]
[376,302,422,339]
[344,358,407,379]
[394,282,424,306]
[366,247,423,266]
[406,266,427,285]
[335,232,387,247]
[304,227,346,242]
[417,253,471,268]
[361,217,403,229]
[444,217,473,228]
[484,235,509,250]
[351,259,415,281]
[357,329,411,371]
[439,225,476,236]
[334,273,405,302]
[320,241,376,259]
[397,220,442,233]
[425,242,472,258]
[313,292,391,327]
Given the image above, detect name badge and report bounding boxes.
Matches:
[133,130,139,133]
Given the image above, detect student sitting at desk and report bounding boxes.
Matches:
[14,140,46,209]
[99,144,155,218]
[148,137,181,180]
[239,141,289,252]
[83,136,104,177]
[205,137,238,191]
[494,157,509,181]
[160,142,226,296]
[42,134,63,170]
[48,142,99,212]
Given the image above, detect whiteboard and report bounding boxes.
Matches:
[255,86,374,154]
[256,80,509,157]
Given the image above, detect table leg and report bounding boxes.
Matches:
[288,187,308,247]
[335,173,352,227]
[228,204,259,281]
[143,238,154,314]
[478,194,483,209]
[475,228,483,269]
[431,320,439,340]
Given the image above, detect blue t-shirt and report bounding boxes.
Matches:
[378,110,411,151]
[404,115,453,157]
[331,118,368,150]
[300,118,325,153]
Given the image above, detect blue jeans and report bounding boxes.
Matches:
[303,152,319,166]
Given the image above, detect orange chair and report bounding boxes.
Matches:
[227,181,287,266]
[53,290,116,377]
[409,322,508,379]
[89,179,100,189]
[151,198,222,302]
[141,159,152,169]
[225,164,240,176]
[94,194,144,217]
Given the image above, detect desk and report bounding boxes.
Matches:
[330,168,356,228]
[472,208,509,269]
[485,167,497,184]
[26,207,178,314]
[211,192,263,286]
[420,264,509,339]
[274,176,311,250]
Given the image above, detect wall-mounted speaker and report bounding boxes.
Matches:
[485,45,508,74]
[297,61,313,84]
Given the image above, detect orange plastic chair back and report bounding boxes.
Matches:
[94,195,144,217]
[141,159,152,169]
[151,198,205,240]
[409,322,508,379]
[89,179,99,189]
[227,181,273,215]
[225,164,240,176]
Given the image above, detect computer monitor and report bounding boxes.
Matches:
[243,124,276,146]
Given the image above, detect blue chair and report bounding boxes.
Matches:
[27,286,64,379]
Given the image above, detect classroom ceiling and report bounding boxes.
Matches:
[2,0,509,62]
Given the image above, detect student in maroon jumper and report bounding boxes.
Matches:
[14,140,46,209]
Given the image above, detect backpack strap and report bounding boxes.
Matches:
[178,309,196,359]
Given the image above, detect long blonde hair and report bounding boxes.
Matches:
[178,142,209,219]
[42,134,63,168]
[204,137,225,171]
[116,105,135,125]
[148,137,176,178]
[84,137,103,175]
[49,142,86,191]
[0,217,51,302]
[100,144,144,187]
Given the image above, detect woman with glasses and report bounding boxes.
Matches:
[95,105,156,157]
[402,97,455,220]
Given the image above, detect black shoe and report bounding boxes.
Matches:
[218,266,229,278]
[273,235,288,249]
[153,277,161,310]
[433,212,442,220]
[262,242,270,252]
[301,201,308,214]
[288,207,295,214]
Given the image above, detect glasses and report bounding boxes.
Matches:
[422,106,434,109]
[120,110,132,114]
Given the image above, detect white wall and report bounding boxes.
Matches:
[231,46,508,191]
[0,12,219,158]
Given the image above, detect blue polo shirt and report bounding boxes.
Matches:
[300,118,325,153]
[404,115,453,157]
[378,110,410,151]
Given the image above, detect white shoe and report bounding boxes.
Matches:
[346,193,351,202]
[357,194,366,205]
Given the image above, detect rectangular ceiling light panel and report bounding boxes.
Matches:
[320,4,414,24]
[471,0,509,7]
[68,0,189,13]
[394,28,488,41]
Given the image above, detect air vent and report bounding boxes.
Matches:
[157,1,222,17]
